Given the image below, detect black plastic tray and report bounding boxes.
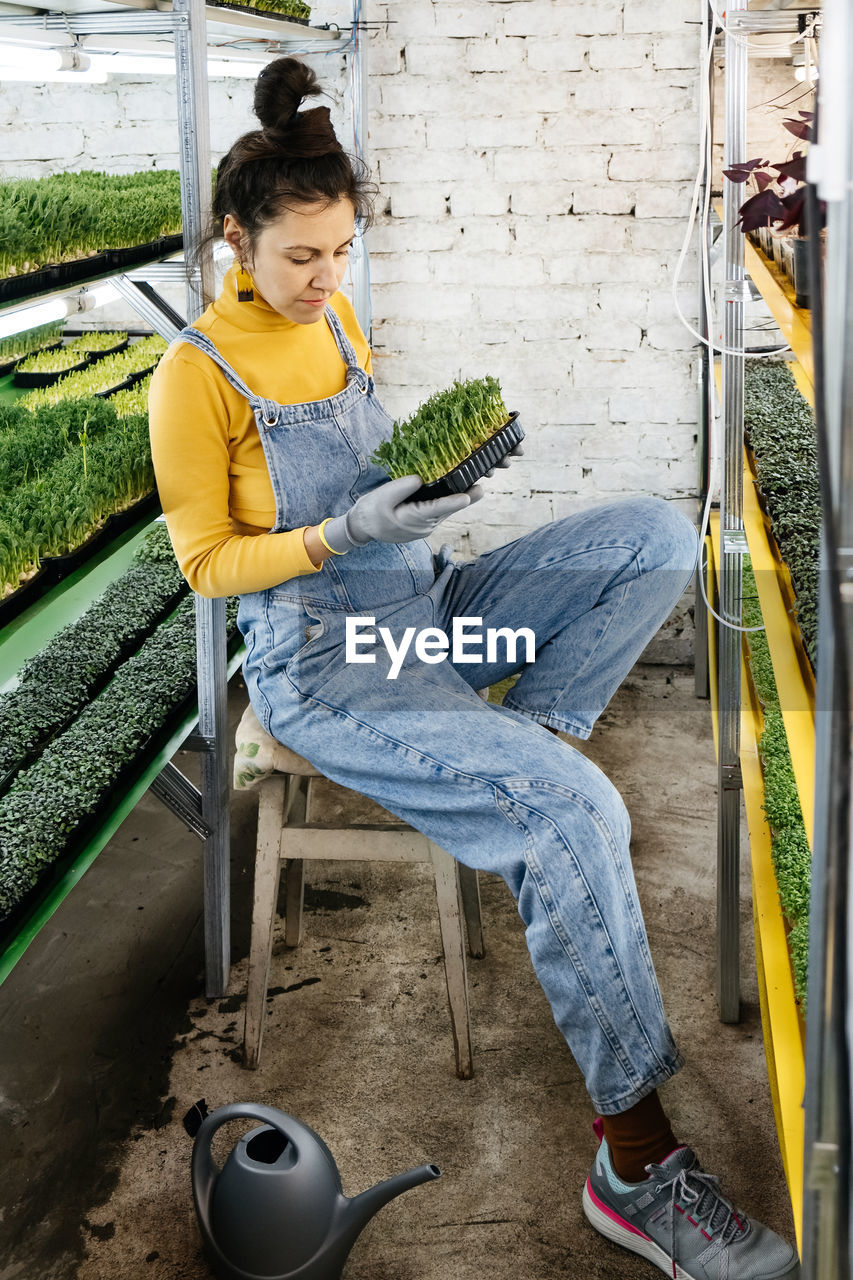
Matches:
[83,338,130,362]
[125,364,159,387]
[407,412,524,501]
[0,235,184,304]
[13,358,89,388]
[0,341,62,379]
[94,377,134,399]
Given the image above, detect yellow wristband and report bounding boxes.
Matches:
[317,517,347,555]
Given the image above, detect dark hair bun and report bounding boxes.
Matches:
[209,54,376,245]
[254,56,321,131]
[253,57,343,160]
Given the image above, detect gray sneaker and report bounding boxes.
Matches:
[582,1125,800,1279]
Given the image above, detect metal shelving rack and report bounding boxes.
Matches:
[703,1,852,1272]
[0,0,368,999]
[703,0,820,1016]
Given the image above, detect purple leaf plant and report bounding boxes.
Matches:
[723,111,819,237]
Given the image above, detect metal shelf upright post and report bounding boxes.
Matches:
[694,0,715,706]
[800,0,853,1271]
[717,0,749,1024]
[174,0,230,1000]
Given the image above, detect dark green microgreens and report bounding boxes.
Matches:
[0,524,188,788]
[787,918,810,1004]
[0,591,240,923]
[744,360,820,669]
[371,376,509,482]
[743,557,811,1006]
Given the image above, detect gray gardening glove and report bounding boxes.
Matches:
[323,474,482,553]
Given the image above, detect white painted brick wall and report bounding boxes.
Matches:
[0,7,803,663]
[365,5,712,661]
[0,74,263,176]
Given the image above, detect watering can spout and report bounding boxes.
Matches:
[342,1163,442,1241]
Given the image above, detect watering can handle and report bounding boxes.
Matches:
[191,1102,297,1239]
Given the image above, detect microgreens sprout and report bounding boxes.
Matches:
[66,331,128,354]
[0,170,183,277]
[111,375,152,418]
[0,398,153,594]
[20,335,167,411]
[15,347,88,376]
[0,322,63,364]
[371,376,509,482]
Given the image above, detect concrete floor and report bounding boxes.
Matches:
[0,662,798,1280]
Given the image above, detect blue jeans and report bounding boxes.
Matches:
[240,496,699,1113]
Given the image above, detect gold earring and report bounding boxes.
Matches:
[236,262,254,302]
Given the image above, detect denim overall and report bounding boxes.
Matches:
[177,306,698,1115]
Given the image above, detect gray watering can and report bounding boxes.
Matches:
[191,1102,441,1280]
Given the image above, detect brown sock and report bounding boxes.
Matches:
[600,1091,679,1184]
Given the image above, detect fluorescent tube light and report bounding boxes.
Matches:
[89,53,267,78]
[0,68,108,83]
[89,53,177,76]
[0,284,122,343]
[0,299,69,342]
[0,40,268,82]
[0,42,107,82]
[206,59,268,79]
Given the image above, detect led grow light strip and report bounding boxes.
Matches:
[0,43,107,82]
[0,40,273,80]
[0,301,69,343]
[0,284,121,343]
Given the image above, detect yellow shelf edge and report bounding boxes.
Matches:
[740,659,805,1253]
[742,450,816,847]
[789,362,815,411]
[705,512,804,1250]
[744,240,814,395]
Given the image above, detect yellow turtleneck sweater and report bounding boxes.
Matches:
[148,262,373,598]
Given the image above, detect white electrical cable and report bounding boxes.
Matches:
[685,16,772,635]
[670,22,792,361]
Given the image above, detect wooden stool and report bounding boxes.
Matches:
[235,703,485,1079]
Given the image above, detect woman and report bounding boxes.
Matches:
[149,57,799,1280]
